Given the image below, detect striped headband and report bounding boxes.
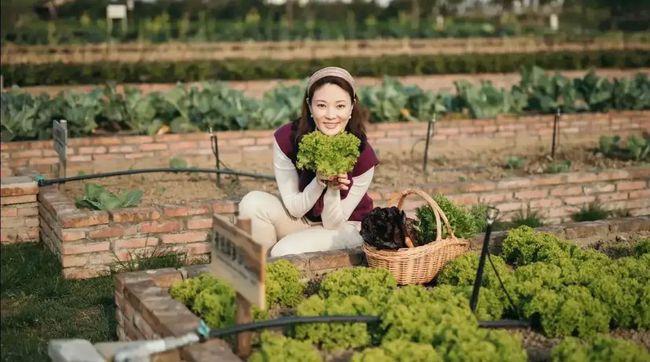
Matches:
[306,66,356,97]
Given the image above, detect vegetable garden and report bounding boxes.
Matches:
[124,225,650,361]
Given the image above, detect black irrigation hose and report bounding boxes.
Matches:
[203,314,529,340]
[205,316,382,339]
[36,167,275,186]
[487,252,523,320]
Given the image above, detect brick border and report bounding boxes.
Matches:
[1,176,39,243]
[38,185,237,279]
[1,111,647,176]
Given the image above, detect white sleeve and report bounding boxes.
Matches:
[273,139,326,218]
[321,167,375,230]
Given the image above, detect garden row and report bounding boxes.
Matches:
[2,49,649,86]
[2,67,649,141]
[5,35,648,65]
[113,227,650,361]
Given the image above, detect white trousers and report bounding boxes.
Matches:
[238,191,363,258]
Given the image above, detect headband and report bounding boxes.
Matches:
[306,66,356,97]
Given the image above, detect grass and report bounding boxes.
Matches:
[1,243,116,362]
[571,202,610,222]
[493,208,545,231]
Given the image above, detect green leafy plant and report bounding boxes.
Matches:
[351,340,441,362]
[294,295,374,351]
[296,131,360,178]
[551,336,650,362]
[169,157,188,169]
[505,156,525,170]
[318,267,396,309]
[249,331,322,362]
[545,159,571,174]
[265,260,304,309]
[169,273,236,329]
[75,183,143,211]
[571,202,610,222]
[598,134,650,161]
[415,194,483,244]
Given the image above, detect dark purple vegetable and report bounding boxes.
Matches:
[361,207,408,250]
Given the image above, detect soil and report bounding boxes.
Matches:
[62,144,646,207]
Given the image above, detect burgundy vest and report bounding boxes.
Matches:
[274,122,379,222]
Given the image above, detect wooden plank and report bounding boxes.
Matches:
[209,214,266,309]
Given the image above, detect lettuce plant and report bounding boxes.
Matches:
[296,131,360,178]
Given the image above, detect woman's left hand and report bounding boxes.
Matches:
[333,173,350,191]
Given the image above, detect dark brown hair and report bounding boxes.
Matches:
[291,75,369,155]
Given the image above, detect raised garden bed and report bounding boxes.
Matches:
[114,218,650,361]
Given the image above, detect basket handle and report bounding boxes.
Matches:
[388,188,458,243]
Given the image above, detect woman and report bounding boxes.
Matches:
[239,66,379,257]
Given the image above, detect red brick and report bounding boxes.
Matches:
[629,189,650,199]
[514,189,548,200]
[583,183,616,194]
[1,208,17,217]
[550,186,583,197]
[187,217,213,230]
[495,202,525,212]
[24,217,39,227]
[62,241,110,255]
[139,220,181,234]
[532,175,567,186]
[596,192,628,202]
[125,152,154,159]
[78,146,107,154]
[69,155,92,162]
[60,211,109,228]
[113,236,159,250]
[88,225,125,239]
[446,193,478,206]
[61,254,88,267]
[62,265,111,279]
[478,192,512,204]
[564,196,596,206]
[496,178,531,190]
[161,231,208,244]
[29,157,59,165]
[109,145,135,153]
[17,207,38,216]
[168,141,197,150]
[12,149,42,158]
[185,242,211,255]
[163,204,211,217]
[225,138,255,146]
[92,137,121,145]
[111,208,161,223]
[462,181,496,192]
[617,181,646,191]
[139,143,168,151]
[61,228,86,242]
[212,201,237,214]
[566,173,600,184]
[1,195,37,205]
[1,217,23,228]
[1,179,38,196]
[529,199,563,208]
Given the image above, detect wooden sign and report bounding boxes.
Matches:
[210,214,266,309]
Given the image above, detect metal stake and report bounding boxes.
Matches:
[470,207,499,312]
[423,113,437,173]
[551,108,561,159]
[210,127,221,188]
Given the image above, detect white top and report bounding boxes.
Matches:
[273,139,375,230]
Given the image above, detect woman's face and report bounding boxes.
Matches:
[310,83,353,136]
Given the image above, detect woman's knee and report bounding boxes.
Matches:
[238,191,278,218]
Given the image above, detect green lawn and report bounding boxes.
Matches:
[0,243,116,361]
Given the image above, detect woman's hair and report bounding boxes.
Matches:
[291,75,369,153]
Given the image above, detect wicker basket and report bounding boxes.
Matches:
[363,188,470,285]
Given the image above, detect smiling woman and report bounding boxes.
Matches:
[238,66,380,258]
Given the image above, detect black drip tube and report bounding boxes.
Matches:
[36,167,274,186]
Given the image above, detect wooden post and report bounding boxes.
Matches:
[235,217,253,358]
